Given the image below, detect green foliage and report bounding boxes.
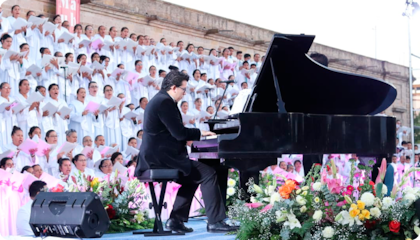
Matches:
[414,112,420,144]
[107,218,155,233]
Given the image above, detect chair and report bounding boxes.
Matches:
[133,169,184,237]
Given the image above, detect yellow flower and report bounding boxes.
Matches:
[91,177,99,188]
[357,200,365,210]
[361,209,370,220]
[349,208,360,218]
[350,204,358,210]
[314,197,320,203]
[359,213,365,221]
[302,191,308,196]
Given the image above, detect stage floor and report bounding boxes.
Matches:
[5,218,237,240]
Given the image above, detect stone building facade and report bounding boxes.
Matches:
[3,0,411,126]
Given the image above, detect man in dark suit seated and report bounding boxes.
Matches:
[135,67,238,233]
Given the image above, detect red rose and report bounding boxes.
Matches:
[51,184,64,192]
[389,220,400,233]
[364,219,376,229]
[106,205,116,219]
[314,163,322,167]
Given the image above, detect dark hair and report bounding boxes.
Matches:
[19,43,29,49]
[95,135,103,141]
[294,160,301,166]
[254,53,260,57]
[159,70,166,75]
[52,14,61,22]
[40,47,48,54]
[99,159,110,170]
[243,61,249,65]
[236,51,243,55]
[109,26,116,33]
[137,130,143,136]
[74,24,82,32]
[88,81,97,88]
[126,160,135,167]
[209,48,216,56]
[192,69,201,77]
[11,5,20,11]
[103,85,113,93]
[98,25,105,32]
[84,25,92,31]
[206,105,213,111]
[48,83,59,91]
[72,154,84,164]
[29,180,46,198]
[35,86,45,93]
[309,53,329,67]
[185,43,194,51]
[129,33,136,38]
[228,46,234,50]
[28,126,40,137]
[177,40,183,46]
[0,82,9,89]
[65,53,73,60]
[121,27,128,32]
[91,52,99,62]
[1,34,12,42]
[11,126,22,137]
[61,20,69,27]
[180,101,188,107]
[18,79,28,88]
[100,55,109,63]
[250,63,257,68]
[168,65,179,71]
[45,130,56,141]
[0,157,12,168]
[137,35,144,41]
[244,53,251,59]
[161,69,190,91]
[54,51,62,57]
[194,98,202,103]
[37,14,45,18]
[241,82,248,87]
[149,65,156,72]
[117,63,124,68]
[58,158,71,170]
[128,137,136,143]
[135,60,142,66]
[77,54,86,63]
[197,46,204,51]
[110,152,123,164]
[76,87,85,94]
[26,10,35,17]
[21,166,33,173]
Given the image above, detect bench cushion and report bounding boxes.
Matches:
[137,169,179,182]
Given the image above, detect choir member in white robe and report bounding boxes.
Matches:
[292,160,305,177]
[234,51,244,77]
[101,85,122,149]
[185,69,202,109]
[180,101,196,128]
[42,84,70,146]
[90,53,106,98]
[0,8,12,38]
[110,152,124,166]
[147,65,160,100]
[207,49,221,80]
[110,64,132,104]
[226,77,240,106]
[164,42,177,68]
[15,80,41,138]
[20,44,41,93]
[196,46,209,74]
[43,130,65,177]
[155,38,168,71]
[73,24,88,58]
[178,43,197,77]
[120,103,137,152]
[134,97,148,132]
[81,25,95,63]
[70,153,95,179]
[93,26,112,60]
[172,40,184,68]
[0,83,17,145]
[53,15,73,56]
[1,126,36,172]
[39,15,55,53]
[191,98,209,131]
[249,64,258,87]
[250,53,262,69]
[25,11,42,62]
[0,34,21,97]
[116,27,133,67]
[220,48,234,81]
[104,26,120,70]
[82,135,101,169]
[122,137,139,163]
[56,158,72,185]
[74,54,92,89]
[94,158,113,179]
[69,88,98,144]
[64,129,84,159]
[7,5,27,52]
[39,48,59,89]
[86,81,105,137]
[130,60,148,107]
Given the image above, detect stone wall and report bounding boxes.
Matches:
[2,0,411,127]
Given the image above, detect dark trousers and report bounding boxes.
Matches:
[170,160,226,224]
[303,154,322,175]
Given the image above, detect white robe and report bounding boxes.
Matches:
[15,93,41,138]
[42,97,69,146]
[2,143,35,172]
[54,27,73,55]
[0,56,21,97]
[26,27,43,62]
[69,100,96,145]
[0,96,17,145]
[7,16,27,52]
[85,94,105,137]
[20,58,40,95]
[101,98,122,148]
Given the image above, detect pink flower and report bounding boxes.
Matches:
[245,202,263,209]
[326,178,342,194]
[347,185,354,192]
[260,204,273,213]
[337,200,347,207]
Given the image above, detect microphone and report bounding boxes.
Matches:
[220,80,235,84]
[60,66,68,68]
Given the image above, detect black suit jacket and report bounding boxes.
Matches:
[135,90,201,176]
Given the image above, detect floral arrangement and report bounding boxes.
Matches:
[50,171,154,233]
[228,159,420,240]
[227,168,240,206]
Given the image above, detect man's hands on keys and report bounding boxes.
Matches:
[201,130,216,137]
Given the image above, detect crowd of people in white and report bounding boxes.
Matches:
[0,5,264,181]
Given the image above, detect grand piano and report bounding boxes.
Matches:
[190,33,397,194]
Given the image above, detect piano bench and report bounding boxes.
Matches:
[133,169,184,237]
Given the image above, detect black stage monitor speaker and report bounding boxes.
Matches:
[29,192,110,238]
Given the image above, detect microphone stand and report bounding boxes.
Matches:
[60,66,68,102]
[206,85,229,131]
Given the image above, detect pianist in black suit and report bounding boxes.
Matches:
[135,67,238,233]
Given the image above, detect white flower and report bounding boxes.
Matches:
[275,210,286,222]
[267,185,276,195]
[404,186,415,195]
[250,196,257,203]
[284,215,301,230]
[300,206,307,213]
[370,207,381,218]
[322,226,334,238]
[314,197,320,203]
[360,192,375,207]
[382,197,394,210]
[302,186,309,191]
[296,189,302,194]
[263,197,270,203]
[226,187,236,196]
[302,191,308,196]
[296,195,306,206]
[404,193,416,205]
[313,182,322,191]
[313,210,323,222]
[382,185,388,195]
[227,178,236,187]
[270,192,281,205]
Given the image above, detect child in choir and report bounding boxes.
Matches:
[0,83,17,145]
[94,158,113,178]
[111,152,124,166]
[86,81,105,137]
[42,84,70,146]
[147,65,160,100]
[69,88,98,144]
[126,160,136,168]
[15,79,41,138]
[53,15,73,55]
[249,63,258,84]
[178,43,197,76]
[180,101,195,128]
[184,69,201,108]
[7,5,27,52]
[39,47,59,88]
[226,75,239,106]
[1,126,36,172]
[0,158,14,170]
[206,49,221,80]
[0,34,22,97]
[82,136,101,169]
[90,52,106,97]
[71,153,95,179]
[101,85,122,149]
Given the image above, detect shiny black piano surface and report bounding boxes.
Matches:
[190,33,397,161]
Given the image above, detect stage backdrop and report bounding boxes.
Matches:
[56,0,80,32]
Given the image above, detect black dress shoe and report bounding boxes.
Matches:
[165,218,194,233]
[207,221,239,233]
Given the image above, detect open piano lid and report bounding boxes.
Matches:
[243,34,397,115]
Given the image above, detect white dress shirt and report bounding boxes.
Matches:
[16,199,34,236]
